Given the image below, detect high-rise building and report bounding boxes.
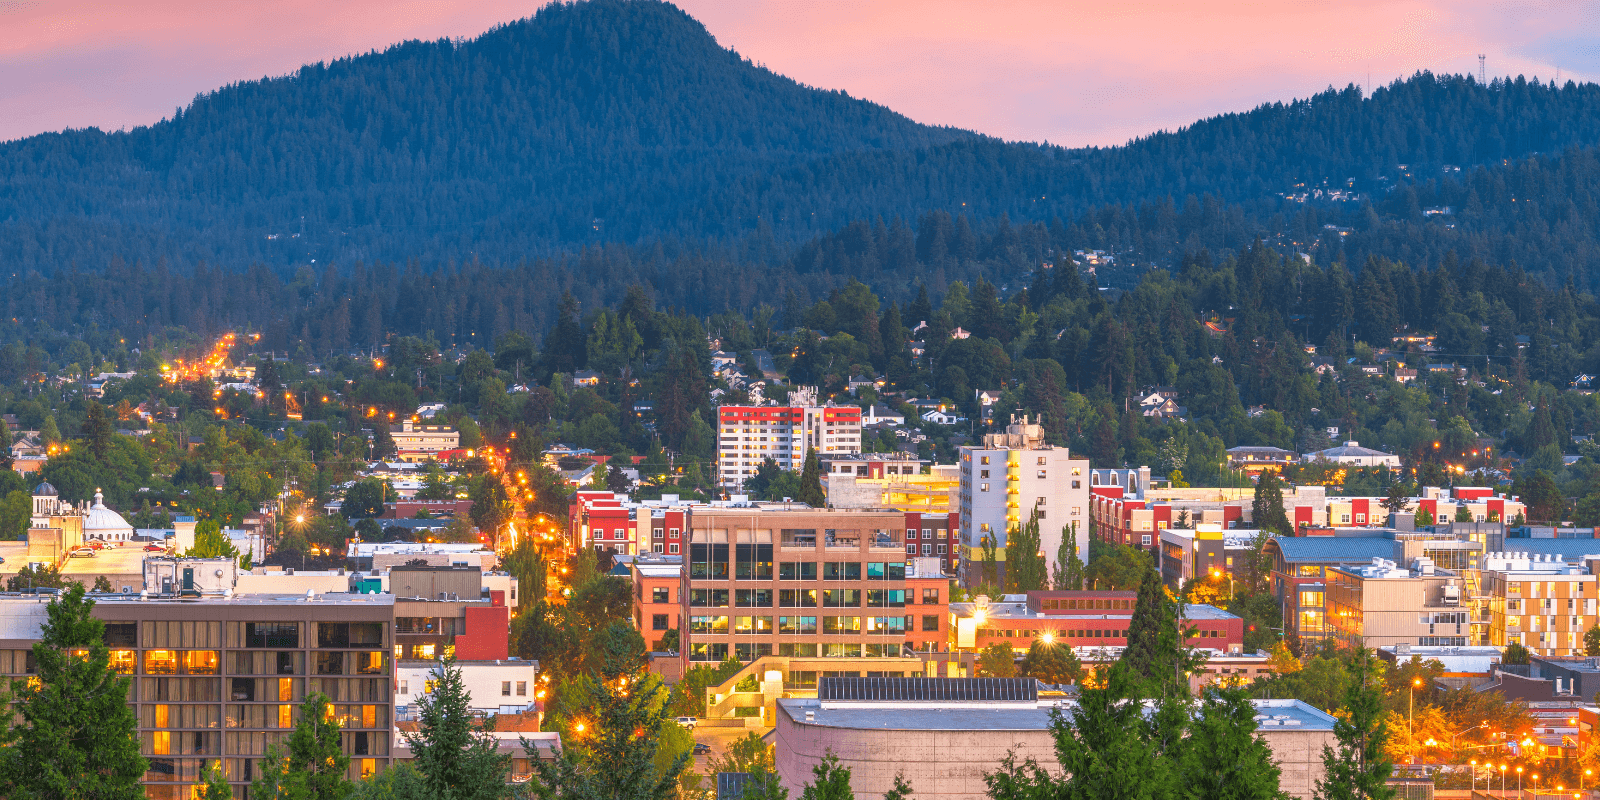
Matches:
[715,404,862,489]
[956,416,1089,588]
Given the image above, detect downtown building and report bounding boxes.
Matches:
[715,401,862,489]
[671,506,951,670]
[956,416,1089,589]
[0,563,522,800]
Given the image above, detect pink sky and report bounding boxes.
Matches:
[0,0,1595,146]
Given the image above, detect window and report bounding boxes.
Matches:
[779,562,817,580]
[669,543,679,555]
[980,456,990,465]
[652,614,670,630]
[981,483,990,492]
[823,589,861,607]
[922,615,940,631]
[652,587,670,604]
[779,616,818,634]
[780,589,818,607]
[502,681,512,696]
[1037,471,1047,479]
[922,588,940,604]
[517,681,527,696]
[736,589,773,607]
[922,529,932,538]
[690,589,729,607]
[1141,535,1151,546]
[823,616,862,634]
[922,544,933,556]
[937,543,947,554]
[823,562,862,581]
[980,470,990,479]
[245,623,299,648]
[906,529,918,540]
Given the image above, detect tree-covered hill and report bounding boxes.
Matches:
[3,0,1600,276]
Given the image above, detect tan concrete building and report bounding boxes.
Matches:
[774,678,1337,800]
[1325,557,1469,649]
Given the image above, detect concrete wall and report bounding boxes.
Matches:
[774,704,1334,800]
[776,711,1058,800]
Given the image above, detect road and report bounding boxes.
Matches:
[691,723,771,770]
[750,349,778,381]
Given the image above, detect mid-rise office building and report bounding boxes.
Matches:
[676,507,949,667]
[0,592,397,800]
[715,403,862,489]
[956,416,1089,588]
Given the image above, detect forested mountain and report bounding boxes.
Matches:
[3,0,1600,280]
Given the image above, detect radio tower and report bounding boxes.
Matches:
[1478,54,1486,84]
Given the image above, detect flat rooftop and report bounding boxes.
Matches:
[778,697,1333,732]
[0,592,396,607]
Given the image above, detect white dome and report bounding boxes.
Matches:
[84,490,134,536]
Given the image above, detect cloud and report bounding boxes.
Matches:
[0,0,1596,145]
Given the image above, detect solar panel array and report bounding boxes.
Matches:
[817,676,1038,702]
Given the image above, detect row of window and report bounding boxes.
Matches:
[689,615,926,635]
[687,588,912,607]
[652,586,941,605]
[689,641,909,661]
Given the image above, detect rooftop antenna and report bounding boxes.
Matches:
[1478,54,1486,85]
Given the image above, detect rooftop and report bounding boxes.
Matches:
[778,696,1333,732]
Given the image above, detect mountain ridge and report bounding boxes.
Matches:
[3,0,1600,279]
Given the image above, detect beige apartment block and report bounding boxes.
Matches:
[1326,557,1469,649]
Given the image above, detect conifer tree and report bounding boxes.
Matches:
[1314,648,1394,800]
[0,583,148,800]
[1122,568,1175,685]
[797,447,825,508]
[408,658,510,800]
[525,663,689,800]
[1251,471,1291,536]
[883,773,914,800]
[1183,686,1290,800]
[799,753,855,800]
[261,693,351,800]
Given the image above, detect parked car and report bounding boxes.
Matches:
[692,743,711,755]
[144,544,165,552]
[69,548,95,558]
[675,716,698,730]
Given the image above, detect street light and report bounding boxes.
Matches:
[1517,766,1523,793]
[1470,760,1477,792]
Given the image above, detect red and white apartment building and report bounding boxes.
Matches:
[569,491,693,556]
[715,403,862,489]
[1092,478,1524,551]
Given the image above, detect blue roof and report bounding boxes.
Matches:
[1272,536,1395,563]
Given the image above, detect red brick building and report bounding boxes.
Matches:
[952,591,1245,655]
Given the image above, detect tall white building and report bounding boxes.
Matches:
[957,416,1090,588]
[716,403,863,489]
